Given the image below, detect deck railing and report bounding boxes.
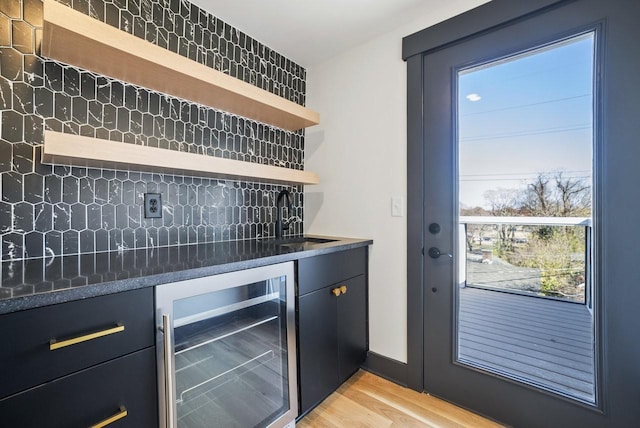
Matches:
[460,216,591,227]
[458,216,592,306]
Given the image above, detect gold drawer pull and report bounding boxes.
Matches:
[49,324,125,351]
[331,288,341,297]
[90,406,128,428]
[340,285,347,294]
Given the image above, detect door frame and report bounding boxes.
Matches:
[404,0,640,425]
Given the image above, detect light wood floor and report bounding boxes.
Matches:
[297,370,504,428]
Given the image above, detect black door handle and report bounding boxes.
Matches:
[428,247,453,259]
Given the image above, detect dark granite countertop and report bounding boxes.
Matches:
[0,236,372,315]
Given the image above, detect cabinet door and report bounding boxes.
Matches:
[297,286,339,415]
[0,348,157,428]
[337,275,367,383]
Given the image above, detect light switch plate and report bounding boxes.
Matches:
[391,196,404,217]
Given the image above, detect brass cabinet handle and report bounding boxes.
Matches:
[340,285,347,294]
[49,324,125,351]
[90,406,128,428]
[331,288,341,297]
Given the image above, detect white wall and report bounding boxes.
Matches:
[305,0,490,363]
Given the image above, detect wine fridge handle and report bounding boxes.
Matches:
[162,314,176,428]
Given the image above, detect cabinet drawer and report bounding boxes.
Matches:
[0,347,157,428]
[298,247,367,295]
[0,288,154,399]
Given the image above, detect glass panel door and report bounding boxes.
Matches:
[173,276,290,426]
[456,33,595,403]
[415,0,640,424]
[156,262,296,428]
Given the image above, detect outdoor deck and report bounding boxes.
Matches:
[458,286,595,402]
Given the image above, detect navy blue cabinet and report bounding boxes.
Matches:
[297,248,368,417]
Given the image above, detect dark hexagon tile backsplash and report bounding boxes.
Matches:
[0,0,307,261]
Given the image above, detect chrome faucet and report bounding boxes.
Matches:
[276,189,293,239]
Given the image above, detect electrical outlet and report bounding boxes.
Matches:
[144,193,162,218]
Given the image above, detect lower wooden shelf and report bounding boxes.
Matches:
[41,131,319,186]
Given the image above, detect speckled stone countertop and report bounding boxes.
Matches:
[0,236,372,315]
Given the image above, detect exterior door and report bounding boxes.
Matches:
[405,0,640,426]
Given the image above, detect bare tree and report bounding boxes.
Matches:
[483,188,521,252]
[520,172,591,218]
[554,172,591,217]
[483,188,521,216]
[523,175,552,216]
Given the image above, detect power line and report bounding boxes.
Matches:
[460,171,590,177]
[460,94,592,117]
[460,124,591,142]
[460,176,590,182]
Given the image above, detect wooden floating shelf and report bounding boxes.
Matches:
[42,131,320,186]
[41,0,319,131]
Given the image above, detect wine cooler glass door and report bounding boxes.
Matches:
[157,262,297,428]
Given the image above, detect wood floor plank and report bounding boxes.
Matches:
[298,371,504,428]
[346,379,465,428]
[307,381,394,428]
[297,411,341,428]
[340,387,439,428]
[361,374,501,428]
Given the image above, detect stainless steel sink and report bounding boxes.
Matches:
[275,237,338,250]
[279,237,337,244]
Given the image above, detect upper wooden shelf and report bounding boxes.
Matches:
[42,131,319,186]
[42,0,319,131]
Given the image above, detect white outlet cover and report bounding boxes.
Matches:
[391,196,404,217]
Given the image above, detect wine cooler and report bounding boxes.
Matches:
[156,262,297,428]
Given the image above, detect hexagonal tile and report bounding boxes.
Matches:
[34,202,52,232]
[23,172,45,203]
[12,20,35,55]
[70,203,87,231]
[1,110,24,142]
[79,229,95,253]
[2,232,24,260]
[61,66,80,96]
[0,0,310,259]
[62,175,79,204]
[53,92,71,121]
[53,203,71,231]
[63,230,79,254]
[72,96,88,123]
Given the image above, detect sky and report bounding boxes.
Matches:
[458,33,594,210]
